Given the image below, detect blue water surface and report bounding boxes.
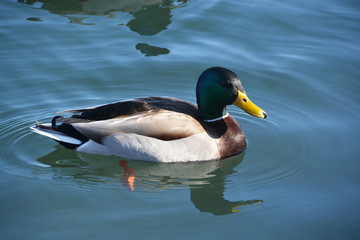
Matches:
[1,0,360,239]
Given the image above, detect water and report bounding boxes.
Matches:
[1,0,360,239]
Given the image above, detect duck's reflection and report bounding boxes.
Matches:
[18,0,188,56]
[37,148,262,215]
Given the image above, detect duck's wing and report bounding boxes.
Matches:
[58,97,200,120]
[57,97,206,142]
[57,98,153,120]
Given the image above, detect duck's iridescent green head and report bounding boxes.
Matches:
[196,67,267,121]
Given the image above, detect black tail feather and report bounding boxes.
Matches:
[51,116,89,149]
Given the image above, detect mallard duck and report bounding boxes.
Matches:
[30,67,267,162]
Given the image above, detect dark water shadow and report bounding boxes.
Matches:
[136,43,170,56]
[18,0,189,56]
[37,147,262,215]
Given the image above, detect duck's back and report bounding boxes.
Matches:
[69,97,200,122]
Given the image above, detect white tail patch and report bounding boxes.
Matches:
[30,124,82,145]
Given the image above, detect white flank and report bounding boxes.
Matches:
[104,132,218,162]
[76,132,219,162]
[76,140,111,156]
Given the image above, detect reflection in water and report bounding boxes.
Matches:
[37,148,262,215]
[127,4,171,36]
[26,17,43,22]
[136,43,170,56]
[189,160,263,215]
[119,160,136,191]
[18,0,189,56]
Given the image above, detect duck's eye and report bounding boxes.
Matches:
[220,82,227,87]
[220,82,232,88]
[242,98,247,103]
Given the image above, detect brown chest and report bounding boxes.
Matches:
[204,115,246,159]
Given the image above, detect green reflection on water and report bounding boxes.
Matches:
[37,147,262,215]
[136,43,170,56]
[127,4,171,36]
[18,0,189,56]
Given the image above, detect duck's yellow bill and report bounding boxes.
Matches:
[233,90,267,119]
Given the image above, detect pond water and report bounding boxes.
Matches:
[1,0,360,239]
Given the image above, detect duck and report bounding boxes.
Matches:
[30,67,267,162]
